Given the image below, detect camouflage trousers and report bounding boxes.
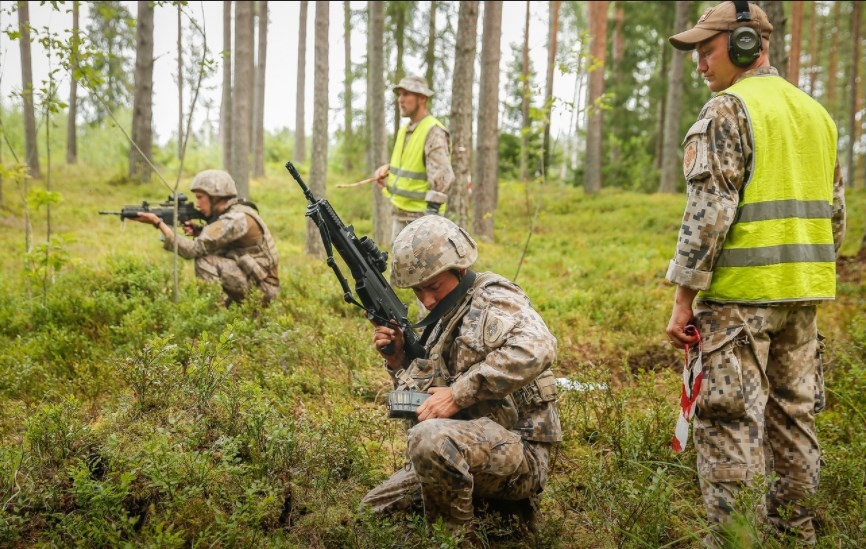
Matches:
[692,302,824,545]
[360,417,550,530]
[194,255,278,305]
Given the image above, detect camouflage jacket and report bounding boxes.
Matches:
[163,199,280,288]
[395,271,562,443]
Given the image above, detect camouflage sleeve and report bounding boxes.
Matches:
[832,160,846,256]
[449,283,557,409]
[665,95,750,290]
[163,210,249,259]
[423,125,455,204]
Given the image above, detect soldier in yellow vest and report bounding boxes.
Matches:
[373,74,455,246]
[664,2,845,546]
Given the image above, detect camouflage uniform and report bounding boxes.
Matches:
[666,66,845,543]
[361,272,561,531]
[163,198,280,305]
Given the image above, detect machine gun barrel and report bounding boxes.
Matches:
[284,161,424,359]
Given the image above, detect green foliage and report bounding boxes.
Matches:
[0,165,864,547]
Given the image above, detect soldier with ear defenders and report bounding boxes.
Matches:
[665,1,845,545]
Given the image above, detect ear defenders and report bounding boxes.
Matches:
[729,0,761,67]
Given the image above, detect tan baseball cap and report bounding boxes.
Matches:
[392,74,434,97]
[669,1,772,51]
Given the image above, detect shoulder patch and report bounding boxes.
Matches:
[485,316,504,344]
[683,141,698,176]
[681,118,712,181]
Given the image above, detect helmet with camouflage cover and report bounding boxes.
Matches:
[190,169,238,198]
[391,216,478,288]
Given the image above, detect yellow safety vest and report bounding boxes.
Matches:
[385,115,446,213]
[699,75,837,303]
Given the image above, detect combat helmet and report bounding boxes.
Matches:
[190,169,238,198]
[391,216,478,288]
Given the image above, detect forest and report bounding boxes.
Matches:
[1,1,865,547]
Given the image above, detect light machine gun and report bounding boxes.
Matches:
[284,161,429,418]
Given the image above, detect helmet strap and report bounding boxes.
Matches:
[414,269,477,339]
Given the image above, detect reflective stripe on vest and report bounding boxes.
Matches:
[385,115,445,212]
[699,75,837,303]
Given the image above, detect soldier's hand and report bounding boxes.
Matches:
[417,386,460,420]
[182,220,200,236]
[373,164,390,187]
[134,212,161,227]
[372,320,405,366]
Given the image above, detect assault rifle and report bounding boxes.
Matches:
[99,193,207,227]
[284,161,425,359]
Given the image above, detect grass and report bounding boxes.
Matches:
[1,159,865,548]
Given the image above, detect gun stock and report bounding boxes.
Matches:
[284,161,423,359]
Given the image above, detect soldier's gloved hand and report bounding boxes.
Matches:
[425,202,441,215]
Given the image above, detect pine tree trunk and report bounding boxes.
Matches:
[129,0,154,184]
[757,1,786,80]
[18,1,42,180]
[252,0,268,178]
[307,0,329,258]
[542,0,560,172]
[221,1,232,171]
[295,1,308,164]
[787,1,803,86]
[425,1,437,111]
[807,1,820,96]
[447,0,479,230]
[826,2,840,116]
[343,0,354,173]
[584,0,608,194]
[473,0,503,242]
[369,1,391,246]
[177,6,183,158]
[392,6,407,143]
[658,1,689,194]
[232,1,254,197]
[519,0,530,183]
[846,2,860,187]
[66,0,79,165]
